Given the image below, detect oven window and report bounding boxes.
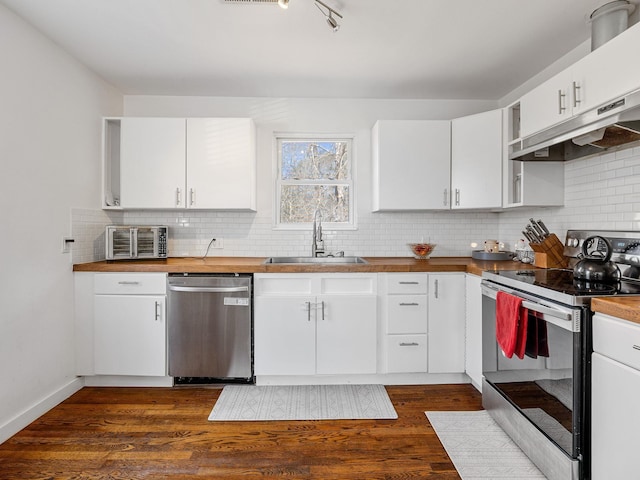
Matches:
[482,295,581,456]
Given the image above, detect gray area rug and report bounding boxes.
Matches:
[426,411,547,479]
[209,384,398,421]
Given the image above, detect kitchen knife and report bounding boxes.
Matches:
[529,218,547,239]
[526,225,541,243]
[538,219,551,237]
[522,230,535,243]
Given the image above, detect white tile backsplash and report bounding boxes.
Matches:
[71,208,122,263]
[71,145,640,263]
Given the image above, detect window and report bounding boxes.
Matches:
[275,135,355,229]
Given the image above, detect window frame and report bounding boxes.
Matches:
[273,132,357,231]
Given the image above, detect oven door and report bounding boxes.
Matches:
[481,279,587,462]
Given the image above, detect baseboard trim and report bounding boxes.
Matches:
[0,377,84,444]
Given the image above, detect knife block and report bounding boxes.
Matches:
[529,234,569,269]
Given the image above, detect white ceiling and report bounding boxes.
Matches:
[0,0,634,99]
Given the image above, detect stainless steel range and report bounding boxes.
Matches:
[481,230,640,480]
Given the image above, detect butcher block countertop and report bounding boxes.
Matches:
[591,297,640,325]
[73,256,525,275]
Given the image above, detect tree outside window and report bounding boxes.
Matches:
[276,136,354,228]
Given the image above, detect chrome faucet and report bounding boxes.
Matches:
[312,210,325,257]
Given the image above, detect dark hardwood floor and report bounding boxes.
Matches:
[0,384,482,479]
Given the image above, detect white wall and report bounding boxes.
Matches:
[118,95,502,257]
[0,4,122,441]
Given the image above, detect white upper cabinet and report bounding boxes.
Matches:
[120,118,187,209]
[520,22,640,138]
[186,118,256,210]
[520,69,574,138]
[108,117,256,210]
[451,109,502,209]
[574,21,640,115]
[372,120,451,211]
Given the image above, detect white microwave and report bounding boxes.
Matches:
[106,225,168,260]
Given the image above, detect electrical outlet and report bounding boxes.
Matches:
[211,238,224,249]
[61,237,74,254]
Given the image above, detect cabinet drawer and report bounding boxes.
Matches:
[94,273,167,295]
[386,335,428,373]
[384,274,428,294]
[593,313,640,371]
[387,296,427,334]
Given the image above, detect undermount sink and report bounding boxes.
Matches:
[264,256,368,264]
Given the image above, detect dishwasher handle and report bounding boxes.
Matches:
[168,285,249,293]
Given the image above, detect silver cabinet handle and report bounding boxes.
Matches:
[434,279,439,299]
[633,345,640,351]
[455,189,460,206]
[399,302,419,306]
[399,281,419,285]
[154,301,161,321]
[399,342,419,347]
[189,188,195,206]
[443,188,448,206]
[118,281,140,285]
[572,81,581,108]
[176,187,182,207]
[321,301,325,321]
[558,89,566,114]
[306,301,311,322]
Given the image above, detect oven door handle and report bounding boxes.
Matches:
[481,283,579,332]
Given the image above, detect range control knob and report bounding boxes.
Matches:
[567,238,580,248]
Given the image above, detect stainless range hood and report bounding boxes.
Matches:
[510,88,640,161]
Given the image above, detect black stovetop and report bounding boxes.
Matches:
[483,268,640,306]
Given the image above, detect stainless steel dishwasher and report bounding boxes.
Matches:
[167,273,253,384]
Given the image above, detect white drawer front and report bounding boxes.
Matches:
[593,313,640,371]
[94,273,167,295]
[386,335,428,373]
[385,274,428,295]
[387,296,427,334]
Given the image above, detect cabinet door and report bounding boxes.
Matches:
[186,118,256,210]
[451,109,502,209]
[520,69,573,138]
[465,274,482,390]
[120,118,186,208]
[372,120,451,211]
[575,23,640,114]
[428,274,466,373]
[316,295,377,374]
[591,353,640,479]
[254,295,316,375]
[94,295,166,376]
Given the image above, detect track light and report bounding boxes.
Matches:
[315,0,342,32]
[278,0,289,9]
[326,11,339,31]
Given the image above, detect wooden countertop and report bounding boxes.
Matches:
[591,297,640,325]
[73,256,527,275]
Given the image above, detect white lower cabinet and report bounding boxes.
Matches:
[591,313,640,479]
[76,272,168,377]
[380,273,465,374]
[380,273,428,373]
[94,294,166,376]
[427,274,466,373]
[254,273,377,376]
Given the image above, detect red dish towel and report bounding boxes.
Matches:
[496,291,528,359]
